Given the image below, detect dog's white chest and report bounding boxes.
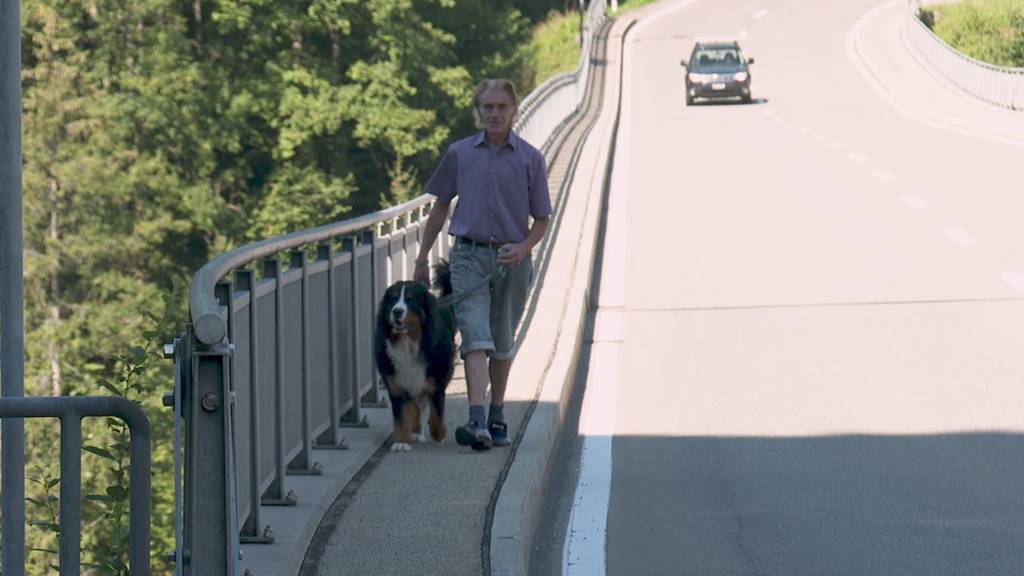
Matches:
[386,336,427,396]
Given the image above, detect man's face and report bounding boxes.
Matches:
[477,88,515,136]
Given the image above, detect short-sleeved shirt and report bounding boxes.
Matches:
[424,130,552,244]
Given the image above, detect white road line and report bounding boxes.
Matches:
[753,8,769,19]
[872,170,895,182]
[848,153,868,163]
[828,140,844,149]
[738,29,749,40]
[563,341,620,576]
[1001,273,1024,294]
[943,227,977,246]
[901,195,929,209]
[810,132,824,140]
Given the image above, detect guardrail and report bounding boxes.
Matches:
[0,396,151,575]
[174,2,610,575]
[907,0,1024,111]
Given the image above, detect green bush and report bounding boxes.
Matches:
[927,0,1024,67]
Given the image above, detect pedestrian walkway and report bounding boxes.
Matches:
[233,6,652,575]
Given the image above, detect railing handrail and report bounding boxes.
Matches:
[190,194,433,344]
[0,396,152,575]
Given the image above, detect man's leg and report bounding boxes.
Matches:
[488,357,512,408]
[465,349,490,408]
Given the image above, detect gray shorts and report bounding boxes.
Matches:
[449,241,533,360]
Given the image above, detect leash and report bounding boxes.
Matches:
[437,265,508,309]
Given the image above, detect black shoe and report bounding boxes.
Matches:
[488,421,510,447]
[455,421,492,451]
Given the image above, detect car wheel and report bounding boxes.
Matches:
[686,95,694,106]
[741,94,752,104]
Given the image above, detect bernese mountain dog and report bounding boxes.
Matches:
[374,262,456,452]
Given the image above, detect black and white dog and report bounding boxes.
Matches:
[374,262,456,452]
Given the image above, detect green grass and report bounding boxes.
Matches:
[525,10,584,92]
[611,0,663,15]
[924,0,1024,67]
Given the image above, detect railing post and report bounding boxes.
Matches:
[184,315,238,574]
[1,0,26,571]
[260,258,297,506]
[59,414,83,574]
[340,236,369,427]
[234,269,273,543]
[361,228,384,406]
[287,250,322,474]
[314,243,348,449]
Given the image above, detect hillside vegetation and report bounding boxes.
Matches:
[923,0,1024,67]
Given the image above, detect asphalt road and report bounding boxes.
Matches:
[545,0,1024,575]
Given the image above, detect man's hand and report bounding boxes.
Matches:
[497,243,529,267]
[414,260,430,286]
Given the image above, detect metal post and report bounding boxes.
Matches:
[1,0,26,573]
[59,415,83,574]
[314,244,347,449]
[361,229,383,406]
[259,259,295,506]
[287,251,321,474]
[234,270,272,543]
[340,237,368,427]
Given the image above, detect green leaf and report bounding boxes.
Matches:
[46,477,61,489]
[82,445,118,461]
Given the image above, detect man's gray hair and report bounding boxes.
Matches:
[472,78,520,128]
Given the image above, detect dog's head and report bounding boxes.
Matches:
[378,281,436,341]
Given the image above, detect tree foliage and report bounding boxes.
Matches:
[19,0,571,573]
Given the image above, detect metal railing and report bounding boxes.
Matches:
[907,0,1024,111]
[175,3,610,575]
[0,396,152,575]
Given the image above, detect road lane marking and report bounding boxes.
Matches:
[828,140,844,149]
[848,153,868,163]
[872,170,895,182]
[753,8,769,19]
[1001,273,1024,293]
[738,29,748,40]
[943,227,977,246]
[563,341,620,576]
[810,132,824,140]
[901,195,929,209]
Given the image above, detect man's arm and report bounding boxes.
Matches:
[413,198,451,284]
[498,216,549,267]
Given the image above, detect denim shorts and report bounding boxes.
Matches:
[449,241,533,360]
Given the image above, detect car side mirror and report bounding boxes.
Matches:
[747,57,755,64]
[680,60,688,68]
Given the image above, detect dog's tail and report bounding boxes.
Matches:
[433,259,453,297]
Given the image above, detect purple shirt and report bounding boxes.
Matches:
[425,131,552,244]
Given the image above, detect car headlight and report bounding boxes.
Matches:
[733,72,748,82]
[688,73,712,83]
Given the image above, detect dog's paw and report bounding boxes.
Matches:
[390,442,413,453]
[412,433,427,443]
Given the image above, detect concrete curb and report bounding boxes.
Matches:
[488,11,642,576]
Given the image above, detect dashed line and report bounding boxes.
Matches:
[872,170,895,182]
[827,140,844,149]
[943,227,977,246]
[1001,273,1024,294]
[848,153,868,163]
[809,132,824,141]
[753,9,769,19]
[901,195,929,209]
[738,29,749,40]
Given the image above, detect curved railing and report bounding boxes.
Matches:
[907,0,1024,111]
[175,2,610,574]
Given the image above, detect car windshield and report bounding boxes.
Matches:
[690,47,745,72]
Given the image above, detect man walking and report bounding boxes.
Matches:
[414,78,552,451]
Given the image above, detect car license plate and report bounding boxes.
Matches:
[712,82,726,90]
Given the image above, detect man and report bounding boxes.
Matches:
[414,78,552,451]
